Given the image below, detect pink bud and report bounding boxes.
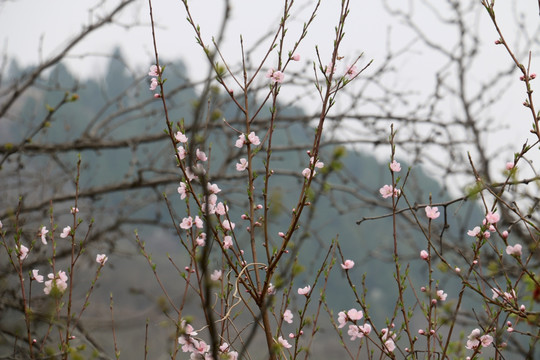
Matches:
[278,232,285,237]
[502,230,509,239]
[454,267,461,273]
[292,54,301,61]
[495,39,501,45]
[473,260,478,265]
[418,329,425,335]
[421,286,426,292]
[520,304,526,312]
[507,321,512,326]
[153,93,161,98]
[531,73,537,79]
[420,250,429,260]
[430,330,435,335]
[505,162,514,170]
[289,333,295,338]
[507,327,514,333]
[431,299,437,305]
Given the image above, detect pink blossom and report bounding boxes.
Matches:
[360,323,371,335]
[337,311,347,328]
[177,182,187,200]
[185,167,197,181]
[17,244,28,260]
[483,230,491,239]
[420,250,429,260]
[437,289,447,301]
[175,131,188,143]
[247,131,260,145]
[39,226,48,245]
[267,283,276,295]
[389,160,401,172]
[385,339,396,352]
[210,269,222,281]
[425,206,440,219]
[148,65,162,77]
[96,254,108,265]
[347,308,363,321]
[236,158,248,171]
[341,259,355,270]
[235,134,245,148]
[266,69,284,84]
[60,226,71,238]
[32,269,44,283]
[149,78,158,91]
[222,220,235,231]
[297,285,311,295]
[347,325,362,340]
[194,339,210,355]
[194,216,204,229]
[506,244,522,256]
[216,202,228,216]
[379,184,399,198]
[278,336,292,349]
[196,234,205,247]
[176,146,187,160]
[310,156,324,169]
[504,289,516,301]
[44,270,68,295]
[485,211,500,224]
[207,182,221,194]
[467,226,480,237]
[381,328,396,352]
[491,288,502,300]
[283,309,293,324]
[180,216,193,229]
[302,168,312,178]
[346,64,358,78]
[466,329,492,350]
[220,236,233,250]
[196,149,207,162]
[325,62,336,75]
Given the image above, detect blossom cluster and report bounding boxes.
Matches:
[148,65,162,98]
[178,320,238,359]
[6,212,108,296]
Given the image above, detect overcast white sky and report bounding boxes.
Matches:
[1,0,540,185]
